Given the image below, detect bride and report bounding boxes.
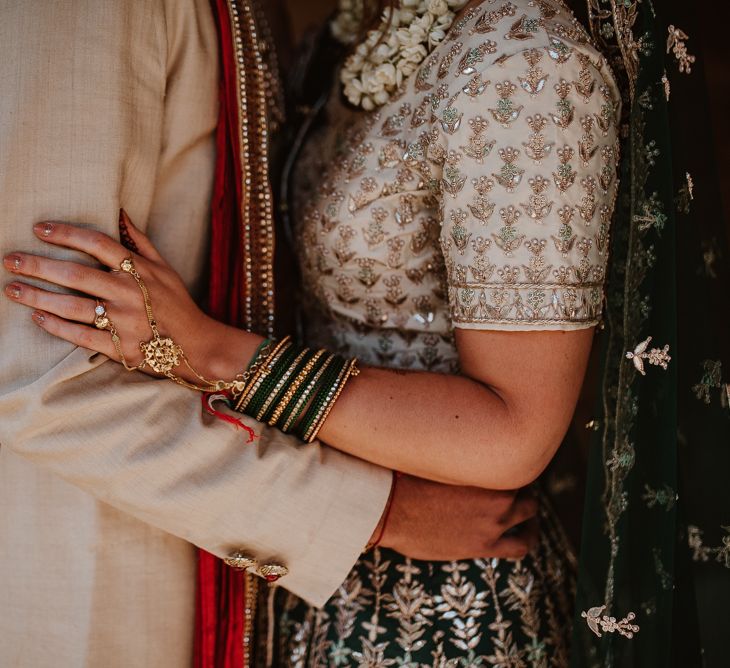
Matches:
[3,0,619,663]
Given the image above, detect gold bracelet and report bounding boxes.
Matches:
[115,257,253,394]
[268,349,327,427]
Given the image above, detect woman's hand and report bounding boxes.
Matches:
[3,212,250,383]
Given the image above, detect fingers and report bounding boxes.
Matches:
[3,252,122,299]
[5,282,99,324]
[33,221,130,269]
[501,490,539,532]
[30,310,116,358]
[488,519,539,560]
[120,209,163,262]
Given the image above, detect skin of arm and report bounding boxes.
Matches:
[4,217,592,491]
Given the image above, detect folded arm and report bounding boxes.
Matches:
[6,219,592,490]
[0,0,391,607]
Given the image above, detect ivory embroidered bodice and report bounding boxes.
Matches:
[293,0,620,374]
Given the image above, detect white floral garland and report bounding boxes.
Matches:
[332,0,470,110]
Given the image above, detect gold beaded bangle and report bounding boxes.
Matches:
[255,348,310,422]
[268,349,327,427]
[307,359,359,443]
[235,337,292,413]
[304,359,359,443]
[281,354,336,433]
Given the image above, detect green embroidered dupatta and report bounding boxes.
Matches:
[571,2,730,665]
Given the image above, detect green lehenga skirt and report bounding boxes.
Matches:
[271,505,576,667]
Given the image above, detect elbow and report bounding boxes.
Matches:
[466,422,567,490]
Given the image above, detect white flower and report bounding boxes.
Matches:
[334,0,468,111]
[428,0,449,17]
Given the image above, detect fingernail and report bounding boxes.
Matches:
[34,222,54,237]
[3,254,22,271]
[5,283,22,299]
[32,311,45,324]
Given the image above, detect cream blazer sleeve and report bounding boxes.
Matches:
[0,0,390,607]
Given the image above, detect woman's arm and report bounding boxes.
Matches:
[4,218,590,490]
[319,327,593,489]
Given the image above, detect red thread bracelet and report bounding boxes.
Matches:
[368,470,401,550]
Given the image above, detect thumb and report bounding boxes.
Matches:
[119,209,163,262]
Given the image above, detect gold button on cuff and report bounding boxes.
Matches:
[223,551,258,572]
[257,563,289,583]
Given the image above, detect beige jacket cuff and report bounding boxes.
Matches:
[0,348,392,606]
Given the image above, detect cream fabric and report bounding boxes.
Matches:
[0,2,390,666]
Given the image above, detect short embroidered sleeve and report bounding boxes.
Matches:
[434,46,621,330]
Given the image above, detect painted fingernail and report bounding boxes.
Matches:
[34,222,54,237]
[32,311,45,324]
[3,254,22,271]
[5,283,22,299]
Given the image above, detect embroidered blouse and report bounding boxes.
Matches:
[294,0,621,373]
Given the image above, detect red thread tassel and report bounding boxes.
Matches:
[202,393,257,444]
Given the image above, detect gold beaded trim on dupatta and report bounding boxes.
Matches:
[226,0,278,337]
[223,3,284,663]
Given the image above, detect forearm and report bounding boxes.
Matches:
[318,366,534,489]
[217,326,590,489]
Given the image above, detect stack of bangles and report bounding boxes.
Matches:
[230,336,359,443]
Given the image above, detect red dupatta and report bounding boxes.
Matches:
[195,1,277,665]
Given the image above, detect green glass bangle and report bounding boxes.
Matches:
[257,347,313,423]
[246,343,300,418]
[296,355,347,440]
[234,336,291,412]
[236,338,293,413]
[307,358,359,443]
[302,360,351,443]
[275,350,330,430]
[281,354,336,433]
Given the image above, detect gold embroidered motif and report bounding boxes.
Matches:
[577,175,597,223]
[461,116,496,162]
[506,13,543,40]
[471,2,517,34]
[573,53,596,102]
[666,25,696,74]
[552,145,577,192]
[547,36,573,64]
[518,48,549,96]
[490,80,524,126]
[521,175,553,222]
[551,205,577,256]
[582,606,640,639]
[523,113,554,163]
[462,72,490,97]
[550,79,574,128]
[438,41,465,79]
[458,40,498,75]
[493,205,525,256]
[578,115,598,165]
[625,336,672,375]
[492,146,525,191]
[661,71,671,101]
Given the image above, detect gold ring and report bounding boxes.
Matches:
[93,300,110,329]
